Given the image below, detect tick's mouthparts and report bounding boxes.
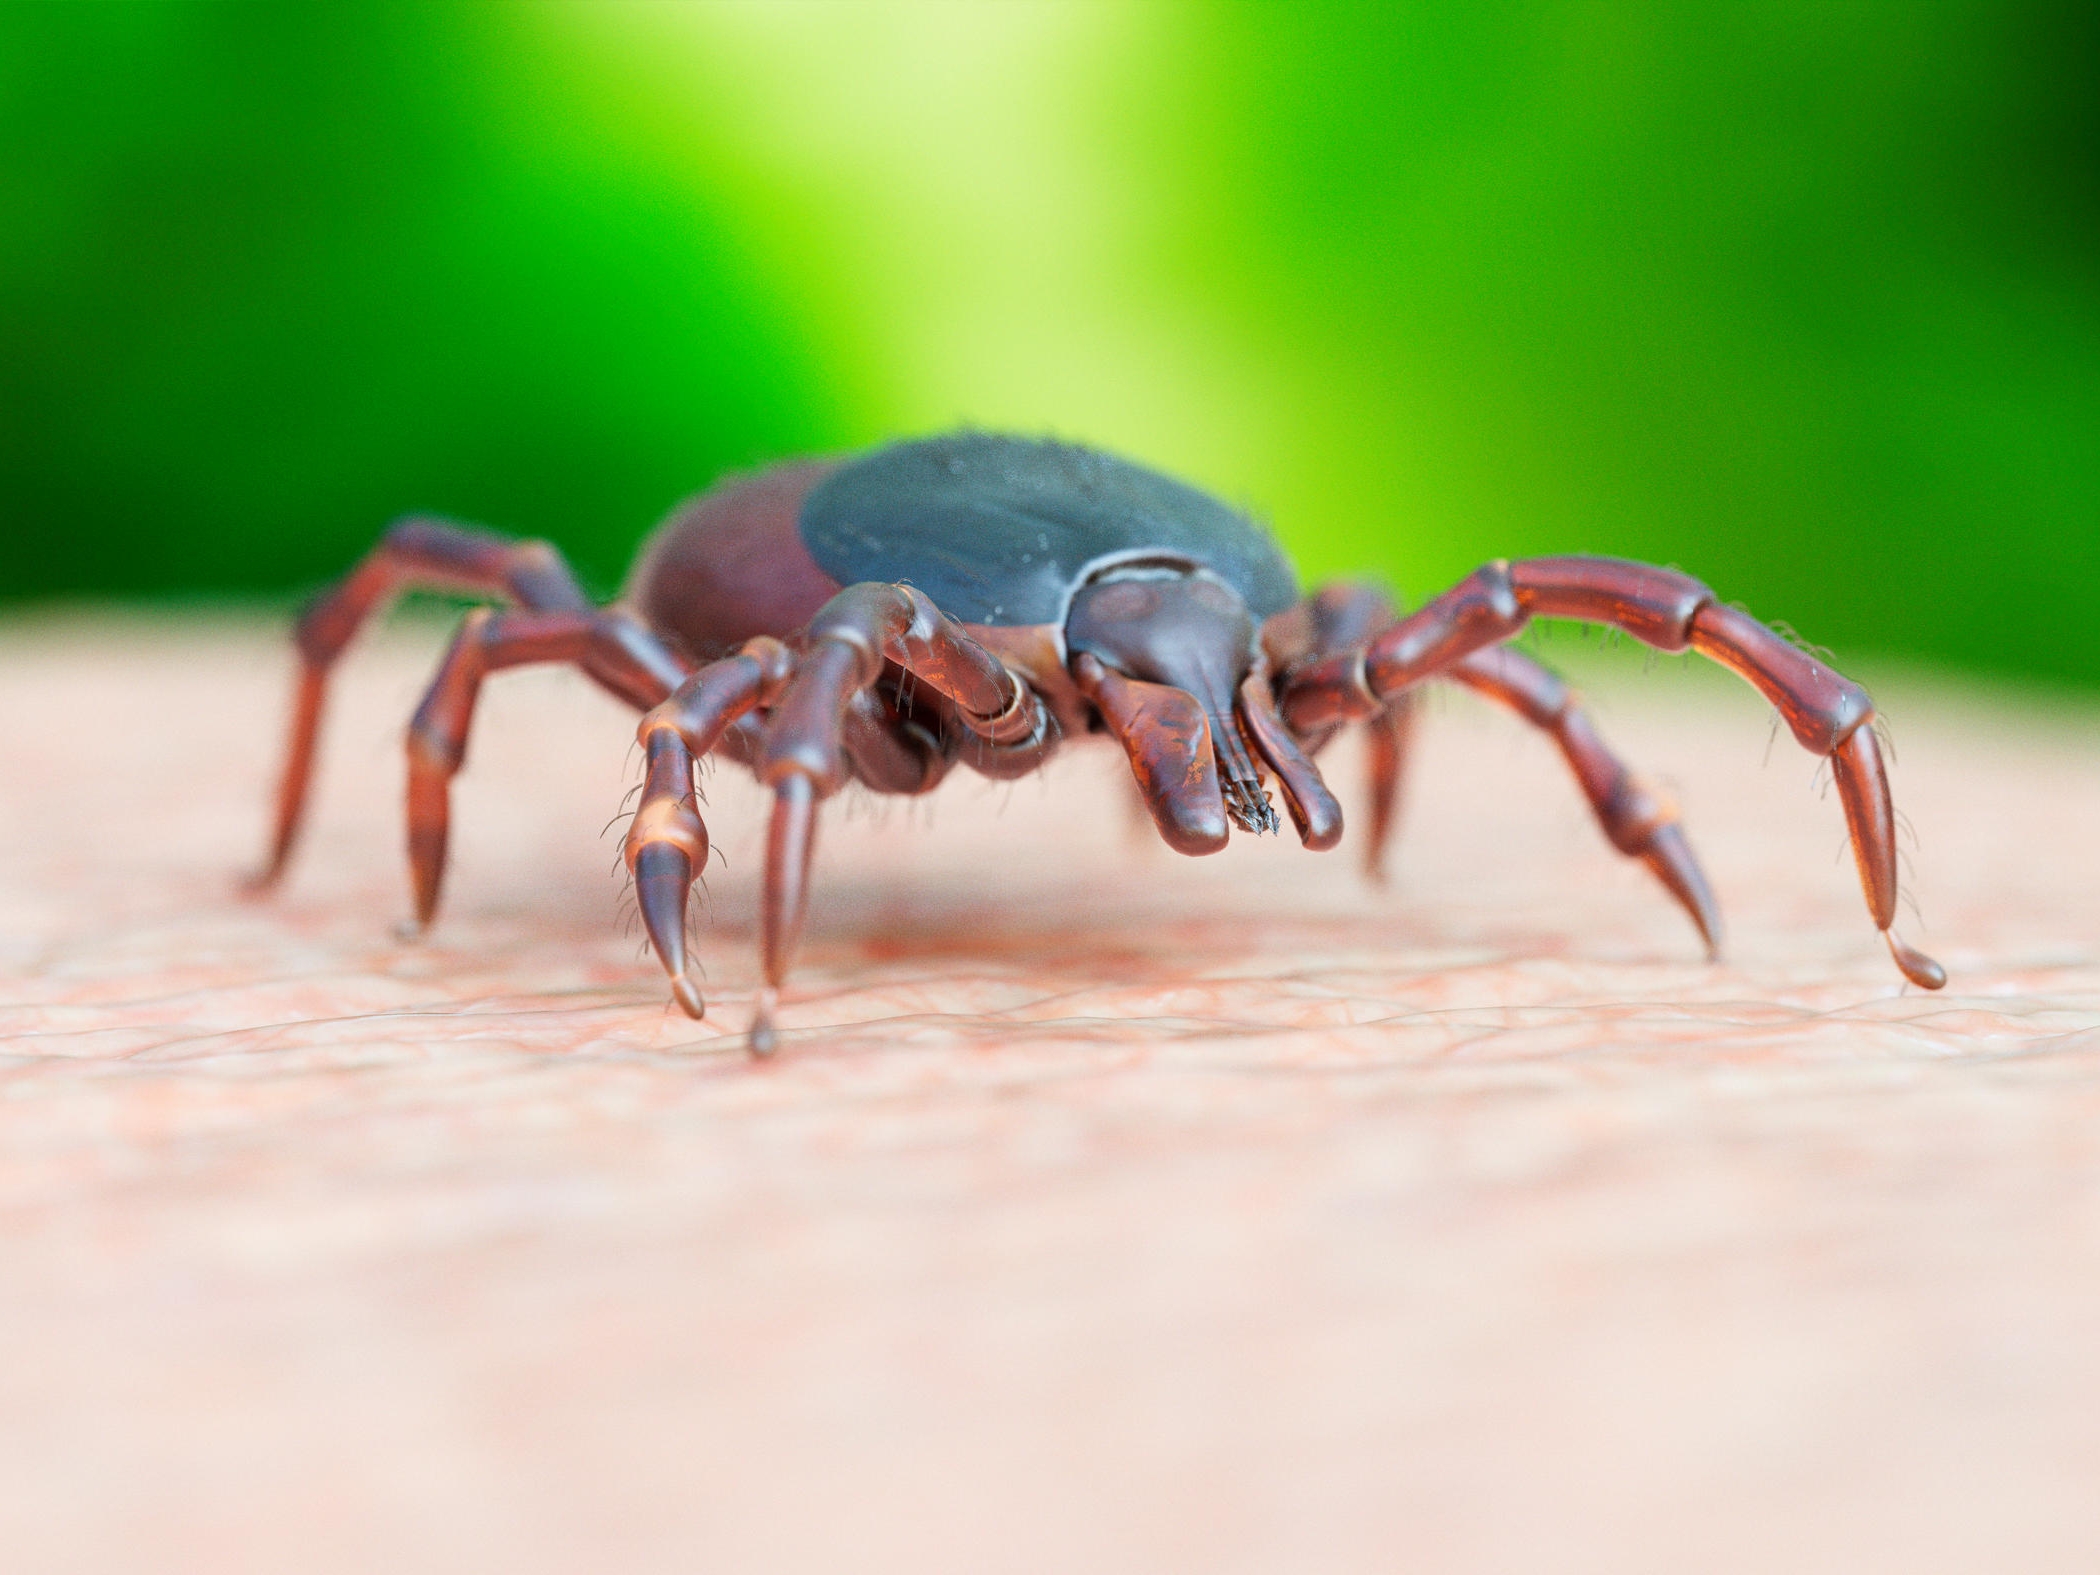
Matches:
[1221,774,1280,837]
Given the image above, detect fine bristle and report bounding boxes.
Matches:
[1222,777,1280,836]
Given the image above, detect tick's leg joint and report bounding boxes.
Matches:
[765,583,1047,792]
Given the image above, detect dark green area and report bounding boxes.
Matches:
[1159,0,2100,684]
[0,4,838,601]
[3,2,2096,684]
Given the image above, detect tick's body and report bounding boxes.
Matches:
[258,432,1944,1054]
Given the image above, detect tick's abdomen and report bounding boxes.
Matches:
[625,458,845,661]
[629,433,1303,659]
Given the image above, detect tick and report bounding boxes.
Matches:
[255,431,1944,1053]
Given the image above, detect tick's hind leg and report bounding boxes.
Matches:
[402,606,686,928]
[1447,645,1720,957]
[254,519,595,887]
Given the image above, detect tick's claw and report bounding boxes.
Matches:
[634,840,694,981]
[1887,931,1947,990]
[671,973,705,1019]
[748,988,779,1058]
[237,868,278,899]
[1640,821,1724,960]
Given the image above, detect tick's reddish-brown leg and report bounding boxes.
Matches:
[1280,556,1943,988]
[1447,645,1721,956]
[628,583,1052,1052]
[747,585,1052,1051]
[1297,583,1416,878]
[254,519,594,887]
[403,607,688,928]
[1361,700,1416,883]
[624,637,797,1021]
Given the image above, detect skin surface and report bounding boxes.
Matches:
[5,615,2099,1573]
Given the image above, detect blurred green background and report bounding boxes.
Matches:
[3,0,2095,683]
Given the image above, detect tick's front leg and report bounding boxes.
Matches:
[625,637,798,1021]
[627,584,1054,1055]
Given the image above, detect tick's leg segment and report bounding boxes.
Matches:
[403,606,687,928]
[1301,583,1413,877]
[1830,723,1942,985]
[751,773,817,1057]
[745,585,1053,1048]
[1447,646,1721,957]
[1280,556,1941,987]
[1361,698,1416,883]
[626,637,797,1021]
[630,733,709,1021]
[256,519,594,887]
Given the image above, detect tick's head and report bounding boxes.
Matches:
[1063,564,1280,838]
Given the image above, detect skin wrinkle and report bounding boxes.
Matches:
[3,616,2100,1572]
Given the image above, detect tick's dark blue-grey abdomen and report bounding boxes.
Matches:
[797,432,1299,627]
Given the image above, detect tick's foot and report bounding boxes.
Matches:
[1886,931,1947,990]
[670,973,706,1020]
[748,988,780,1058]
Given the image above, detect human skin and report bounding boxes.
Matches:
[3,614,2098,1573]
